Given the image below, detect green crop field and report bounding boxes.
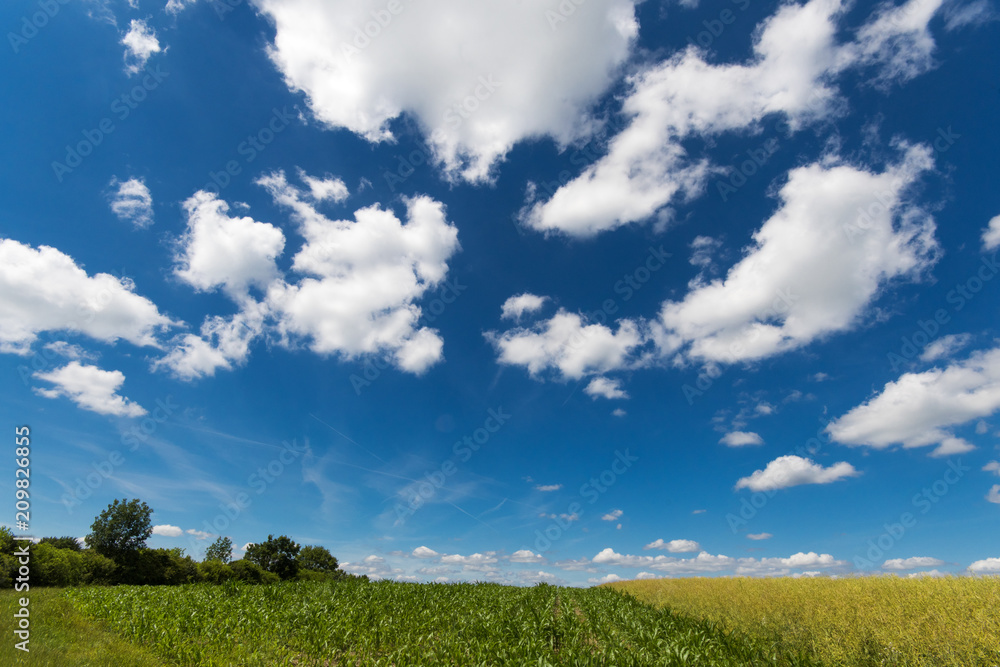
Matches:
[608,575,1000,667]
[2,580,823,666]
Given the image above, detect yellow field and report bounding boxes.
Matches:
[607,575,1000,667]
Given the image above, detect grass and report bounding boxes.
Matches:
[0,587,169,667]
[41,579,822,666]
[606,575,1000,667]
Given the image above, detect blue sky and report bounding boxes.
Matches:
[2,0,999,585]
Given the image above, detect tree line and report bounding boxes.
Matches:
[0,498,366,587]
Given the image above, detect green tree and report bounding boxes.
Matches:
[85,498,153,583]
[205,536,234,564]
[298,545,339,573]
[245,535,300,580]
[39,536,82,551]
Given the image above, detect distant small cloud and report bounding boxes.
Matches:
[108,177,154,228]
[747,533,772,540]
[500,293,548,320]
[152,524,183,537]
[692,509,706,514]
[720,431,764,447]
[585,377,629,400]
[535,484,562,492]
[920,334,972,362]
[612,408,627,417]
[412,546,439,558]
[735,455,860,492]
[882,556,945,570]
[121,19,161,75]
[601,509,623,521]
[644,538,700,553]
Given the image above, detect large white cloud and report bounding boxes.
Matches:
[826,346,1000,457]
[734,455,860,491]
[523,0,950,237]
[0,239,175,354]
[159,172,460,379]
[968,557,1000,573]
[260,172,459,373]
[173,191,286,298]
[654,145,938,364]
[253,0,638,181]
[523,0,848,236]
[34,362,146,417]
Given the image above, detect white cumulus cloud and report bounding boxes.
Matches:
[108,177,154,229]
[734,455,859,492]
[720,431,764,447]
[644,539,700,553]
[122,19,161,75]
[34,362,146,417]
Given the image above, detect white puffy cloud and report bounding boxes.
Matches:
[297,170,349,203]
[984,461,1000,476]
[411,546,439,558]
[601,509,623,521]
[849,0,945,85]
[186,529,213,540]
[982,215,1000,251]
[827,346,1000,457]
[882,556,945,570]
[523,0,849,236]
[154,302,268,381]
[720,431,764,447]
[173,191,286,298]
[987,485,1000,504]
[254,0,638,181]
[500,293,548,320]
[920,333,972,362]
[440,552,499,569]
[489,310,646,380]
[589,573,623,584]
[122,19,161,75]
[152,524,183,537]
[655,145,937,364]
[0,239,175,354]
[509,550,545,564]
[585,377,629,400]
[644,539,700,553]
[260,172,459,373]
[523,0,949,237]
[968,557,1000,573]
[34,362,146,417]
[535,484,562,492]
[747,533,772,540]
[108,177,154,229]
[734,455,859,492]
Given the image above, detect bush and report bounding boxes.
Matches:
[198,559,233,584]
[229,559,267,583]
[31,543,77,586]
[79,550,116,585]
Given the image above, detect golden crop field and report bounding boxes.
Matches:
[606,575,1000,667]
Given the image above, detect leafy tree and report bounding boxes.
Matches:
[39,536,82,551]
[298,545,339,573]
[205,536,234,564]
[245,535,300,580]
[85,498,153,563]
[0,526,15,554]
[229,559,278,583]
[197,559,233,584]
